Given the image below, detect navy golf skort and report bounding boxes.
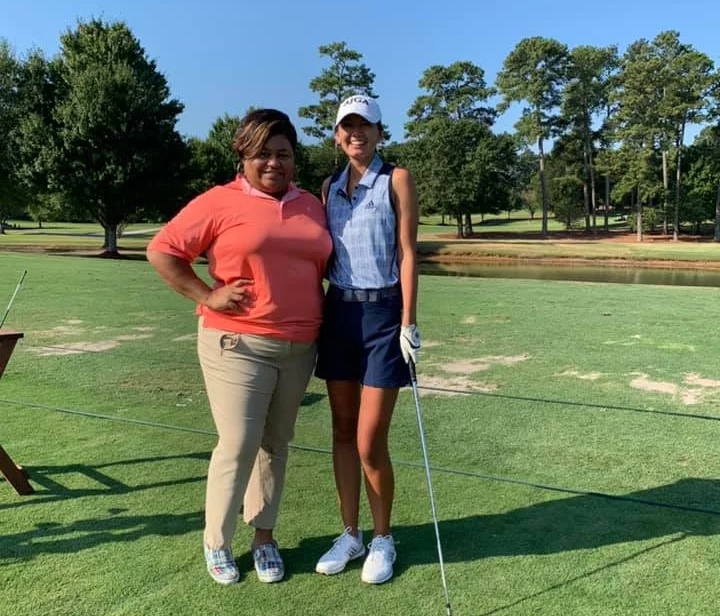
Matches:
[315,285,409,388]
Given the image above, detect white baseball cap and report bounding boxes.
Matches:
[335,95,382,128]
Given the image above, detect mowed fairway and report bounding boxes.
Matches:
[2,251,720,615]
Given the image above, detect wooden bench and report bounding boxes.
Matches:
[0,331,33,495]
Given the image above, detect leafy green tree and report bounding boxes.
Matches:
[610,145,662,242]
[513,147,539,218]
[12,49,59,202]
[204,114,242,183]
[543,134,586,229]
[18,19,186,254]
[184,113,242,197]
[561,45,618,231]
[405,61,495,137]
[496,37,569,236]
[613,38,665,241]
[475,132,520,222]
[684,125,720,237]
[404,61,506,235]
[25,192,65,228]
[295,141,339,195]
[652,31,716,239]
[378,141,412,167]
[406,118,515,237]
[550,174,585,229]
[298,42,378,141]
[0,39,23,232]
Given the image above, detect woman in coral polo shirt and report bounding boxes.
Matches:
[147,109,332,586]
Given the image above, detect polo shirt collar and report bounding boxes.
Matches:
[357,154,384,189]
[237,175,301,202]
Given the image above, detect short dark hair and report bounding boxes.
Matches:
[232,109,298,160]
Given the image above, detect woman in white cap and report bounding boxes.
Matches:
[314,94,420,584]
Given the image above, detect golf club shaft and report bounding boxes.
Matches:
[409,360,453,616]
[0,270,27,330]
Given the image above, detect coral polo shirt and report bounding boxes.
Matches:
[148,176,332,342]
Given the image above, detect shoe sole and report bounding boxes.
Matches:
[208,571,240,585]
[315,549,366,575]
[256,572,284,583]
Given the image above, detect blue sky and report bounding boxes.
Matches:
[2,0,719,144]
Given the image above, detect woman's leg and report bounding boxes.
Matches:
[326,380,363,533]
[356,386,398,536]
[198,327,278,549]
[244,339,317,545]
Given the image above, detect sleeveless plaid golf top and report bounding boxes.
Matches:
[325,154,398,290]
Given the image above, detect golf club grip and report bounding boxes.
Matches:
[409,358,417,383]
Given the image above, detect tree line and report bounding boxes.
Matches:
[1,20,720,252]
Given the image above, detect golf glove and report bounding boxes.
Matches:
[400,324,421,365]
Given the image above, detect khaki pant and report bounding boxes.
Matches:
[197,323,316,549]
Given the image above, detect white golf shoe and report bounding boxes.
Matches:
[315,527,365,575]
[361,534,396,584]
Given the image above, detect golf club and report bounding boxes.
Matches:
[0,270,27,330]
[408,359,453,616]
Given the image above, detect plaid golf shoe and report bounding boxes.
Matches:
[204,546,240,585]
[252,541,285,583]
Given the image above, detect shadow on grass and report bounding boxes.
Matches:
[0,509,206,565]
[4,454,720,581]
[477,534,688,615]
[0,451,211,513]
[281,477,720,581]
[398,478,720,564]
[301,391,326,407]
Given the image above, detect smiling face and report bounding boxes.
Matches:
[242,134,295,197]
[335,114,382,164]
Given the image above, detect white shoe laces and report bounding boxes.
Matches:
[366,535,393,563]
[327,527,361,559]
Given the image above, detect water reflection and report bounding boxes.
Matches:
[419,261,720,288]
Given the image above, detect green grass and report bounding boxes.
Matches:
[419,211,571,235]
[3,252,720,615]
[0,222,160,250]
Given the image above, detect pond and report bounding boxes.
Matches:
[419,261,720,288]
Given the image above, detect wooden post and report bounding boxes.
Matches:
[0,331,23,378]
[0,330,33,495]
